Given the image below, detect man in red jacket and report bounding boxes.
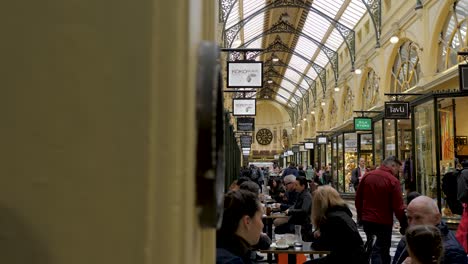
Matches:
[355,156,407,264]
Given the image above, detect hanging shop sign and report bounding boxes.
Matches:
[292,146,300,153]
[240,135,252,148]
[354,117,372,131]
[384,102,410,119]
[233,99,256,116]
[227,61,263,88]
[304,142,315,149]
[237,117,255,131]
[459,64,468,91]
[316,136,328,145]
[299,145,306,152]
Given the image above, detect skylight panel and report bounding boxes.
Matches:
[339,1,367,28]
[224,1,240,29]
[294,37,319,59]
[246,39,262,49]
[300,79,310,89]
[325,29,344,50]
[284,69,302,84]
[277,89,291,99]
[306,67,319,80]
[242,0,264,51]
[302,14,331,40]
[275,96,288,105]
[289,56,309,73]
[313,0,344,18]
[281,81,296,92]
[294,89,303,97]
[314,52,329,67]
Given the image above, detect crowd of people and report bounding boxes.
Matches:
[217,158,468,264]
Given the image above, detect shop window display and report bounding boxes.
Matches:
[385,120,396,158]
[414,101,437,199]
[374,120,383,166]
[344,133,358,192]
[337,134,344,192]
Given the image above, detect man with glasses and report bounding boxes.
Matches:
[274,175,297,228]
[355,156,408,264]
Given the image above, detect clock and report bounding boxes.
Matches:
[256,128,273,145]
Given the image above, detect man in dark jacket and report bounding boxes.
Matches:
[355,156,407,264]
[275,176,312,234]
[351,158,367,191]
[282,162,299,177]
[392,195,467,264]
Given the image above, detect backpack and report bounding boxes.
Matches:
[457,169,468,203]
[250,168,259,180]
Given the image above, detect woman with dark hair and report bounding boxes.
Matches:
[405,225,443,264]
[216,190,264,264]
[268,177,285,203]
[305,185,365,264]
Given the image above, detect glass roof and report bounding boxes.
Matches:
[225,0,368,108]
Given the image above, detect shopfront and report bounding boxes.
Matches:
[411,91,468,221]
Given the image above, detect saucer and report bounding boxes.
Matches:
[273,243,289,249]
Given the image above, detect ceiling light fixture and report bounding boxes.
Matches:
[354,68,362,75]
[292,127,295,130]
[311,111,315,114]
[267,79,273,84]
[334,87,340,92]
[297,123,300,126]
[280,12,290,22]
[390,36,399,44]
[232,38,242,47]
[303,118,307,121]
[321,102,326,106]
[272,53,279,62]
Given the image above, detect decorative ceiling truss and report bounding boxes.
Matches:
[264,66,308,96]
[223,0,356,68]
[361,0,382,47]
[264,57,315,88]
[223,48,263,61]
[256,36,326,88]
[242,19,339,85]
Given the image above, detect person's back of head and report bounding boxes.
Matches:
[299,165,303,171]
[406,225,443,264]
[296,176,308,190]
[289,162,295,168]
[219,190,260,238]
[462,159,468,169]
[237,176,251,186]
[312,185,346,228]
[407,196,441,226]
[239,181,260,194]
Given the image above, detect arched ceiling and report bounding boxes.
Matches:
[221,0,380,118]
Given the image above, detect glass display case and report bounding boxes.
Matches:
[337,134,344,192]
[385,119,396,158]
[374,120,383,166]
[414,100,437,199]
[344,133,358,192]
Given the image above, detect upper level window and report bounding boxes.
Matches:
[438,0,468,71]
[391,41,421,92]
[362,69,380,110]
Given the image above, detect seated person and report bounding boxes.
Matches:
[267,177,285,203]
[216,190,264,264]
[275,176,312,234]
[304,186,364,264]
[404,225,443,264]
[278,175,298,211]
[392,196,467,264]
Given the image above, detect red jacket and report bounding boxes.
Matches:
[355,165,406,226]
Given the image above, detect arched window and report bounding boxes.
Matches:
[342,86,354,121]
[362,69,380,110]
[438,0,468,71]
[391,41,421,92]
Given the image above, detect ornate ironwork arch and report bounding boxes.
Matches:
[361,0,382,48]
[222,0,356,67]
[264,66,308,96]
[241,19,339,84]
[257,36,327,89]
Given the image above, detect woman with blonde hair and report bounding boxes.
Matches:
[305,185,365,264]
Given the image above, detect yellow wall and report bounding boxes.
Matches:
[0,0,216,264]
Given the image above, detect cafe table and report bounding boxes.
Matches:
[262,212,288,238]
[260,242,330,264]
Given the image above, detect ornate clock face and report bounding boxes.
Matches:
[256,128,273,145]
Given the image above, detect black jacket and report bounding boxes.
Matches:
[288,189,312,225]
[392,222,468,264]
[216,234,253,264]
[311,205,365,264]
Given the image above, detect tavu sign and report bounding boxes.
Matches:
[384,102,410,119]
